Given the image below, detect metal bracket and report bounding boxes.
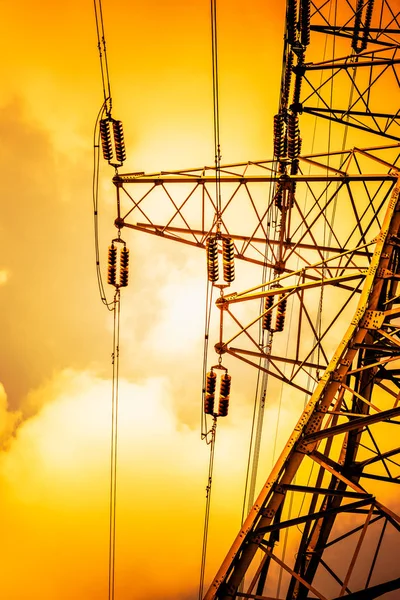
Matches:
[377,268,394,279]
[360,310,385,329]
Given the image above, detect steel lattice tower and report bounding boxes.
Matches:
[108,1,400,598]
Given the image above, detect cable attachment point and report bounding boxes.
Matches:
[107,239,130,289]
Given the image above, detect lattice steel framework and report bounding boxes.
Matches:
[109,1,400,599]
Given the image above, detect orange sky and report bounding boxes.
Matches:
[0,2,288,599]
[1,2,399,599]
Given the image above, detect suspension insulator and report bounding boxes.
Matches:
[120,246,129,269]
[206,370,217,395]
[273,114,286,158]
[291,61,304,113]
[204,394,215,416]
[275,311,286,332]
[275,293,287,332]
[287,113,299,139]
[218,396,229,418]
[100,119,113,162]
[206,237,219,282]
[300,0,311,47]
[107,244,117,286]
[119,268,128,287]
[119,246,130,288]
[278,293,287,314]
[205,372,217,415]
[283,52,294,107]
[288,135,302,159]
[291,159,300,175]
[113,120,126,164]
[287,0,298,46]
[220,373,231,398]
[218,373,231,417]
[289,181,296,208]
[222,237,235,283]
[262,295,274,331]
[108,265,116,286]
[361,0,374,52]
[274,186,283,210]
[352,0,363,53]
[108,244,117,268]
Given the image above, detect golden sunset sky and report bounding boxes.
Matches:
[0,2,288,598]
[1,1,398,599]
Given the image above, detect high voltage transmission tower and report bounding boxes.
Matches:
[101,0,400,598]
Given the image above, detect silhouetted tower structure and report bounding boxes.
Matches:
[110,1,400,598]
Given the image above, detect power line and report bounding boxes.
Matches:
[108,288,121,600]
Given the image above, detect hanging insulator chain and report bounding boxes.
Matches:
[275,292,287,332]
[119,246,129,287]
[300,0,311,47]
[274,184,283,210]
[99,118,127,166]
[107,244,117,286]
[218,373,231,417]
[206,236,235,286]
[291,51,304,114]
[100,119,113,162]
[262,295,274,331]
[206,236,219,282]
[273,114,286,159]
[286,0,298,46]
[205,371,217,416]
[289,181,296,208]
[287,114,302,160]
[222,237,235,283]
[204,369,232,418]
[282,51,294,108]
[361,0,374,52]
[113,120,126,164]
[107,242,130,289]
[352,0,374,53]
[352,0,363,52]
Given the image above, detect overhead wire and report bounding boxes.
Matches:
[94,0,112,115]
[201,281,215,437]
[93,3,124,599]
[211,0,222,229]
[198,2,224,596]
[93,101,115,311]
[199,418,217,600]
[239,0,292,532]
[108,289,121,600]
